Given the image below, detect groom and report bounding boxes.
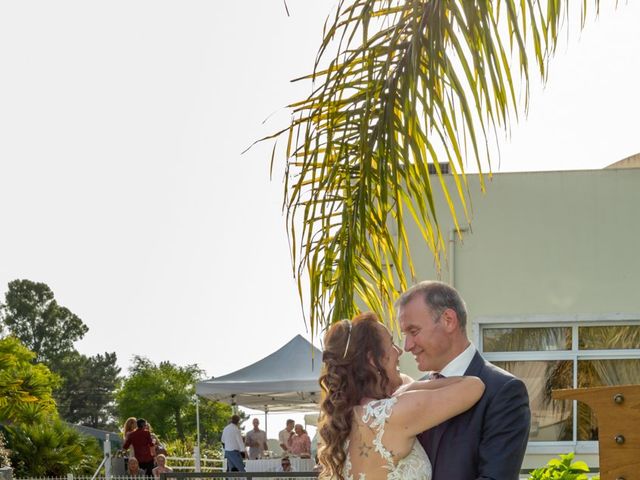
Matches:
[397,281,530,479]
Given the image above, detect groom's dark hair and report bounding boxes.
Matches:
[396,281,468,329]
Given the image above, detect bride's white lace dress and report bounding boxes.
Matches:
[343,397,432,480]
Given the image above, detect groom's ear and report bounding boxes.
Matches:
[441,308,461,333]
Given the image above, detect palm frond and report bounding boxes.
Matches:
[276,0,601,334]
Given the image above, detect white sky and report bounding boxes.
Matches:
[1,1,639,431]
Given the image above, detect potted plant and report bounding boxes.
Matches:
[529,452,598,480]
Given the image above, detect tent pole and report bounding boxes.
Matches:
[264,405,268,438]
[195,396,201,472]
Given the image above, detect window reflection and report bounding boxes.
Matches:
[483,327,571,352]
[494,360,573,441]
[576,359,640,440]
[579,325,640,350]
[483,323,640,444]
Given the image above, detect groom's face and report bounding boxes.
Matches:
[399,296,452,372]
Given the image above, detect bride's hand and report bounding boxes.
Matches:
[394,376,472,396]
[400,373,414,385]
[389,376,485,436]
[393,373,415,395]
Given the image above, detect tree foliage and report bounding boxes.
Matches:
[0,336,58,425]
[54,351,121,429]
[116,357,233,444]
[4,419,102,477]
[1,279,120,429]
[273,0,604,332]
[182,398,236,446]
[0,279,88,364]
[0,337,102,475]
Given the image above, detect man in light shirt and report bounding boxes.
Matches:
[245,418,268,459]
[220,414,245,472]
[398,281,531,480]
[278,419,295,453]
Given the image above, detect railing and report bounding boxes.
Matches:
[161,473,318,479]
[166,457,226,472]
[12,469,598,480]
[159,468,591,480]
[16,477,143,480]
[12,463,596,480]
[160,472,530,480]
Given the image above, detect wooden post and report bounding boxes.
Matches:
[553,385,640,480]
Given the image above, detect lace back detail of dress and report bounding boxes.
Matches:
[362,398,397,470]
[343,397,432,480]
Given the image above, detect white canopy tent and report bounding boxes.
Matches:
[304,413,320,427]
[196,334,323,413]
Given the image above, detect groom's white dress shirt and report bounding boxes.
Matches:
[434,343,476,377]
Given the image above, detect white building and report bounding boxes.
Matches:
[399,155,640,470]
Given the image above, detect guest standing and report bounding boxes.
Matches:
[287,424,311,457]
[123,418,155,476]
[122,417,137,457]
[221,414,246,472]
[278,419,295,453]
[245,418,268,459]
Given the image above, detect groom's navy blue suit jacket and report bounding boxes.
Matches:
[418,351,531,480]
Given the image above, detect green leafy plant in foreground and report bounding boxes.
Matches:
[4,419,101,477]
[529,452,598,480]
[163,438,223,471]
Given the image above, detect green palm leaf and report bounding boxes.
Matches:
[274,0,603,334]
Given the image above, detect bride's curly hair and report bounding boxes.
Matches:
[317,312,392,480]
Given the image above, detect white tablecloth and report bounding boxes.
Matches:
[245,457,315,472]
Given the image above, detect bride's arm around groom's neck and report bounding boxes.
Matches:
[393,375,475,396]
[389,376,485,437]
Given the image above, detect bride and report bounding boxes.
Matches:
[318,313,484,480]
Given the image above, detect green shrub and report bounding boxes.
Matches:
[163,438,222,470]
[529,452,596,480]
[4,419,102,477]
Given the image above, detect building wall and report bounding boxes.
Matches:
[402,168,640,318]
[396,167,640,470]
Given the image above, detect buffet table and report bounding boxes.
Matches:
[245,457,315,472]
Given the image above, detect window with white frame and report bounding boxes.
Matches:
[477,319,640,445]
